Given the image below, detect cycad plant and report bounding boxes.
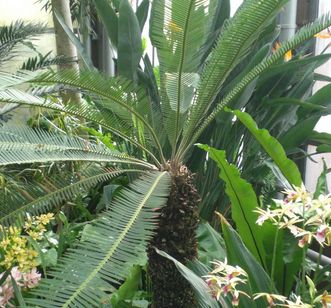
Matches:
[1,0,331,306]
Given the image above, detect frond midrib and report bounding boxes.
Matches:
[0,89,161,166]
[31,74,166,164]
[61,171,168,307]
[173,0,196,154]
[0,169,141,226]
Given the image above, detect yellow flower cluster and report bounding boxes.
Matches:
[0,213,54,272]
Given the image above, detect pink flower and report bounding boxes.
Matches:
[0,283,14,307]
[22,268,41,289]
[10,267,22,286]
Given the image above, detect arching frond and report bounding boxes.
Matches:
[182,0,288,149]
[0,21,46,65]
[150,0,217,151]
[0,125,154,169]
[26,171,171,307]
[30,70,165,162]
[178,13,331,159]
[0,166,138,228]
[0,88,161,166]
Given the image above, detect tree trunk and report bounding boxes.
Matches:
[148,166,200,307]
[51,0,81,104]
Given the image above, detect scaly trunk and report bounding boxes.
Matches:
[148,166,200,307]
[51,0,81,104]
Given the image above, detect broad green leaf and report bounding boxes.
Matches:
[314,160,329,198]
[156,249,221,308]
[220,214,272,307]
[111,265,142,306]
[118,0,142,81]
[197,222,226,265]
[199,144,266,268]
[136,0,150,31]
[317,144,331,153]
[309,131,331,145]
[229,109,302,187]
[307,83,331,107]
[93,0,119,48]
[280,115,321,150]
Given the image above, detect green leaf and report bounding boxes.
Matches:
[111,265,142,306]
[11,275,27,308]
[136,0,150,31]
[197,222,226,265]
[150,0,217,149]
[182,0,288,147]
[93,0,119,48]
[309,131,331,145]
[26,172,171,307]
[199,144,266,267]
[317,144,331,153]
[118,0,142,81]
[280,115,321,150]
[156,249,221,308]
[229,109,302,187]
[307,83,331,107]
[220,215,272,304]
[314,160,329,198]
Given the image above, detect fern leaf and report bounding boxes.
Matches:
[25,171,171,307]
[0,166,138,228]
[0,88,161,166]
[30,70,165,161]
[178,13,331,159]
[182,0,287,148]
[0,125,154,169]
[150,0,217,150]
[0,21,46,65]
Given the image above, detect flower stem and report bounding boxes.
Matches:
[271,226,280,290]
[313,245,323,284]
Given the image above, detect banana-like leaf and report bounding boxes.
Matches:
[228,109,302,187]
[118,0,142,81]
[93,0,119,48]
[199,145,266,268]
[26,171,171,307]
[197,222,226,266]
[220,214,272,307]
[136,0,150,31]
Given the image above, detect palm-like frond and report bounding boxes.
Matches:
[150,0,217,151]
[0,21,46,65]
[178,12,331,159]
[21,52,70,71]
[30,70,165,162]
[181,0,288,149]
[0,166,137,228]
[0,87,161,166]
[0,124,153,168]
[26,171,171,307]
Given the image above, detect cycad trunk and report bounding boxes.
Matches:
[148,166,200,307]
